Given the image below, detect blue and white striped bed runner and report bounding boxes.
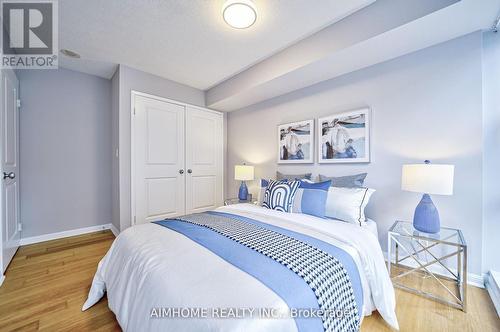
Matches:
[154,211,362,332]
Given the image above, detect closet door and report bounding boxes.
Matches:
[133,96,185,224]
[185,107,223,214]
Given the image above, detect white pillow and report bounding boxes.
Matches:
[325,187,375,225]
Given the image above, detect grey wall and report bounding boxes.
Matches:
[18,68,112,237]
[226,32,485,275]
[482,31,500,273]
[19,64,208,236]
[116,65,205,231]
[111,68,120,231]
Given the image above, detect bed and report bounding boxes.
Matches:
[83,203,398,331]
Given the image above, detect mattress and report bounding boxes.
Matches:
[83,204,397,331]
[365,219,379,238]
[326,217,378,239]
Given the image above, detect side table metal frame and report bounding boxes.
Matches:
[388,223,467,312]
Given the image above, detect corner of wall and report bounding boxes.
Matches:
[481,30,500,274]
[115,65,207,232]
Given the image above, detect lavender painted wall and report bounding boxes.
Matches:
[18,68,112,237]
[226,32,485,274]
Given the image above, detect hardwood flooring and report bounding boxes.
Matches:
[0,231,119,331]
[362,266,499,331]
[0,231,498,331]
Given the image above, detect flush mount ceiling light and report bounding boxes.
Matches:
[222,0,257,29]
[60,49,81,58]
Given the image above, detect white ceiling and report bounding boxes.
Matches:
[59,0,374,89]
[206,0,500,111]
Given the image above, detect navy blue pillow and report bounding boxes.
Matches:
[292,180,332,218]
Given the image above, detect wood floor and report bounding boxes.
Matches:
[0,231,120,331]
[0,231,498,332]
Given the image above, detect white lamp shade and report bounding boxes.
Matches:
[234,165,254,181]
[401,164,454,195]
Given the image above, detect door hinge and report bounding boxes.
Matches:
[16,99,21,108]
[133,107,136,115]
[133,216,136,224]
[17,222,22,232]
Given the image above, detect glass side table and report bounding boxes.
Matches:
[223,197,256,206]
[388,221,467,311]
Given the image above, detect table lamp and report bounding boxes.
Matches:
[401,160,454,233]
[235,164,254,201]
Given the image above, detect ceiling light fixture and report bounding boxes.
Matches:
[60,49,81,58]
[222,0,257,29]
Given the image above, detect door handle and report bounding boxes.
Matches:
[187,169,192,174]
[3,172,15,180]
[179,169,184,175]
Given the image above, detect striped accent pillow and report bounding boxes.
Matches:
[262,179,300,213]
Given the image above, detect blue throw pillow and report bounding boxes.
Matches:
[292,180,332,218]
[262,179,300,213]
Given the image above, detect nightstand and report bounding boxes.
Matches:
[388,220,467,311]
[223,197,256,206]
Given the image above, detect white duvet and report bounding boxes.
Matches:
[83,204,398,331]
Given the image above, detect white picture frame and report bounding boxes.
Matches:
[317,108,370,163]
[277,119,314,164]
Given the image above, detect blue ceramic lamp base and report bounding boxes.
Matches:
[413,193,440,234]
[238,181,248,201]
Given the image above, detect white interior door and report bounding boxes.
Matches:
[133,95,185,224]
[185,107,223,214]
[1,70,20,273]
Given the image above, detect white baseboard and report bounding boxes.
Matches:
[383,251,484,288]
[467,273,486,288]
[0,275,5,287]
[109,224,120,237]
[485,271,500,317]
[20,223,114,246]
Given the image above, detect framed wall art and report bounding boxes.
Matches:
[318,108,370,163]
[277,119,314,164]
